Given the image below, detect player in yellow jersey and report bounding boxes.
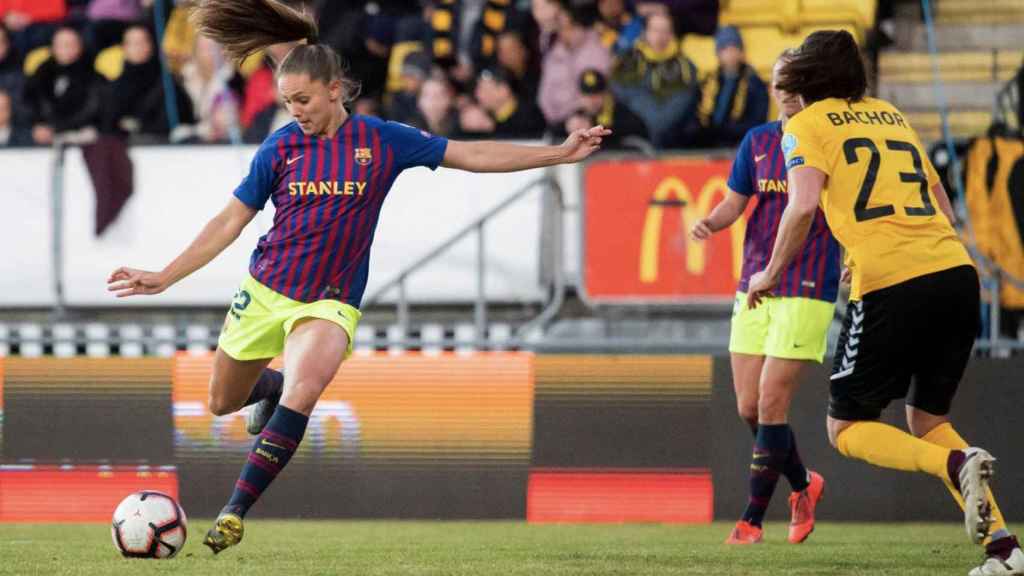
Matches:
[745,30,1023,576]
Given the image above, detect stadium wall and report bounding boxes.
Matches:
[1,354,1020,522]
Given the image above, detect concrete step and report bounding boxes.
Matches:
[936,0,1024,24]
[904,109,993,142]
[877,82,1001,110]
[900,23,1024,51]
[878,50,1021,84]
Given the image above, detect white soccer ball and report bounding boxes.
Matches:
[111,491,188,558]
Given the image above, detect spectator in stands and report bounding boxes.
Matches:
[564,67,648,148]
[0,0,67,54]
[182,35,239,143]
[595,0,642,56]
[537,0,611,130]
[240,42,292,133]
[635,0,718,37]
[85,0,143,52]
[610,11,700,148]
[384,49,431,127]
[696,25,768,148]
[530,0,562,54]
[107,25,195,143]
[461,65,546,139]
[0,88,30,145]
[495,29,540,103]
[23,26,105,145]
[0,23,25,126]
[414,75,459,136]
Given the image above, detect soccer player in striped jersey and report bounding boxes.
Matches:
[691,52,838,545]
[748,30,1022,575]
[106,0,610,554]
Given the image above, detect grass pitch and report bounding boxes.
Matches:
[0,520,984,575]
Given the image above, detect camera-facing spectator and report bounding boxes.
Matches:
[611,11,700,148]
[24,26,105,145]
[0,88,30,146]
[564,67,648,148]
[182,35,239,143]
[413,75,459,137]
[530,0,562,53]
[537,0,611,129]
[0,0,67,54]
[108,25,195,143]
[496,28,540,104]
[462,66,545,139]
[697,25,768,148]
[595,0,643,56]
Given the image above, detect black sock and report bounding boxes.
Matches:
[740,424,790,527]
[782,427,810,492]
[244,368,283,407]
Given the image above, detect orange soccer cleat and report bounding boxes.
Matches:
[788,470,825,544]
[725,520,764,545]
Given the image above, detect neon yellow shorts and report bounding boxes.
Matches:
[217,275,361,361]
[728,292,835,363]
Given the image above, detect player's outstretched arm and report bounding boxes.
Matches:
[746,166,824,308]
[441,126,612,173]
[690,190,751,241]
[107,197,258,298]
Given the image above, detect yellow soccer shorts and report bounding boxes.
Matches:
[728,292,835,363]
[217,274,361,361]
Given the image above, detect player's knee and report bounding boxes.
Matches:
[826,419,843,449]
[736,399,758,426]
[757,390,790,423]
[207,393,236,416]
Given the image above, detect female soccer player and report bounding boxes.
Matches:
[106,0,610,554]
[748,29,1021,575]
[690,52,837,545]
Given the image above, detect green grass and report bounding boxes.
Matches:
[0,521,986,575]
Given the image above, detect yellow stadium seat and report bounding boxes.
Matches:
[799,0,877,33]
[878,51,1021,84]
[721,0,800,32]
[24,47,51,76]
[94,45,124,81]
[386,41,424,94]
[681,34,717,78]
[238,50,265,77]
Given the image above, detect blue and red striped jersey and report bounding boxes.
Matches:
[727,121,841,302]
[233,115,448,306]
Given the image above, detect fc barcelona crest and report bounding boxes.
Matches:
[354,147,372,166]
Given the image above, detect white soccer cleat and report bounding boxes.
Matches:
[959,447,996,545]
[969,547,1024,576]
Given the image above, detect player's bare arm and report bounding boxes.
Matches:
[690,190,751,241]
[932,181,958,227]
[441,125,612,172]
[746,166,825,309]
[107,197,258,297]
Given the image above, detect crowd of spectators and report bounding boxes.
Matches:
[0,0,775,152]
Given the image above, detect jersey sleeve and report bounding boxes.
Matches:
[782,114,830,175]
[233,143,277,210]
[727,130,756,196]
[384,121,449,171]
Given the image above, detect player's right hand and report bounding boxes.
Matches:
[690,218,713,241]
[107,267,168,297]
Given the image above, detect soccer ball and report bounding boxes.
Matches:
[111,491,188,558]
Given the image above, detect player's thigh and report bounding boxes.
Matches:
[730,352,764,421]
[208,348,273,413]
[907,265,980,418]
[279,301,360,415]
[828,290,911,422]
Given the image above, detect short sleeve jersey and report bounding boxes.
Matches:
[728,121,841,302]
[234,116,448,306]
[782,97,972,299]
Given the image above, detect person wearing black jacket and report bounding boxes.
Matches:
[107,25,195,142]
[468,65,546,139]
[23,26,105,145]
[563,67,649,149]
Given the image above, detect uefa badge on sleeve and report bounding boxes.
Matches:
[354,148,373,166]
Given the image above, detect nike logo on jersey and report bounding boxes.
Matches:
[755,154,767,162]
[286,155,304,165]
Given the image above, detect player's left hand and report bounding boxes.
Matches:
[561,125,612,163]
[746,269,779,310]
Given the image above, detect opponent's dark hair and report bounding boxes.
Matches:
[187,0,358,100]
[775,30,867,103]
